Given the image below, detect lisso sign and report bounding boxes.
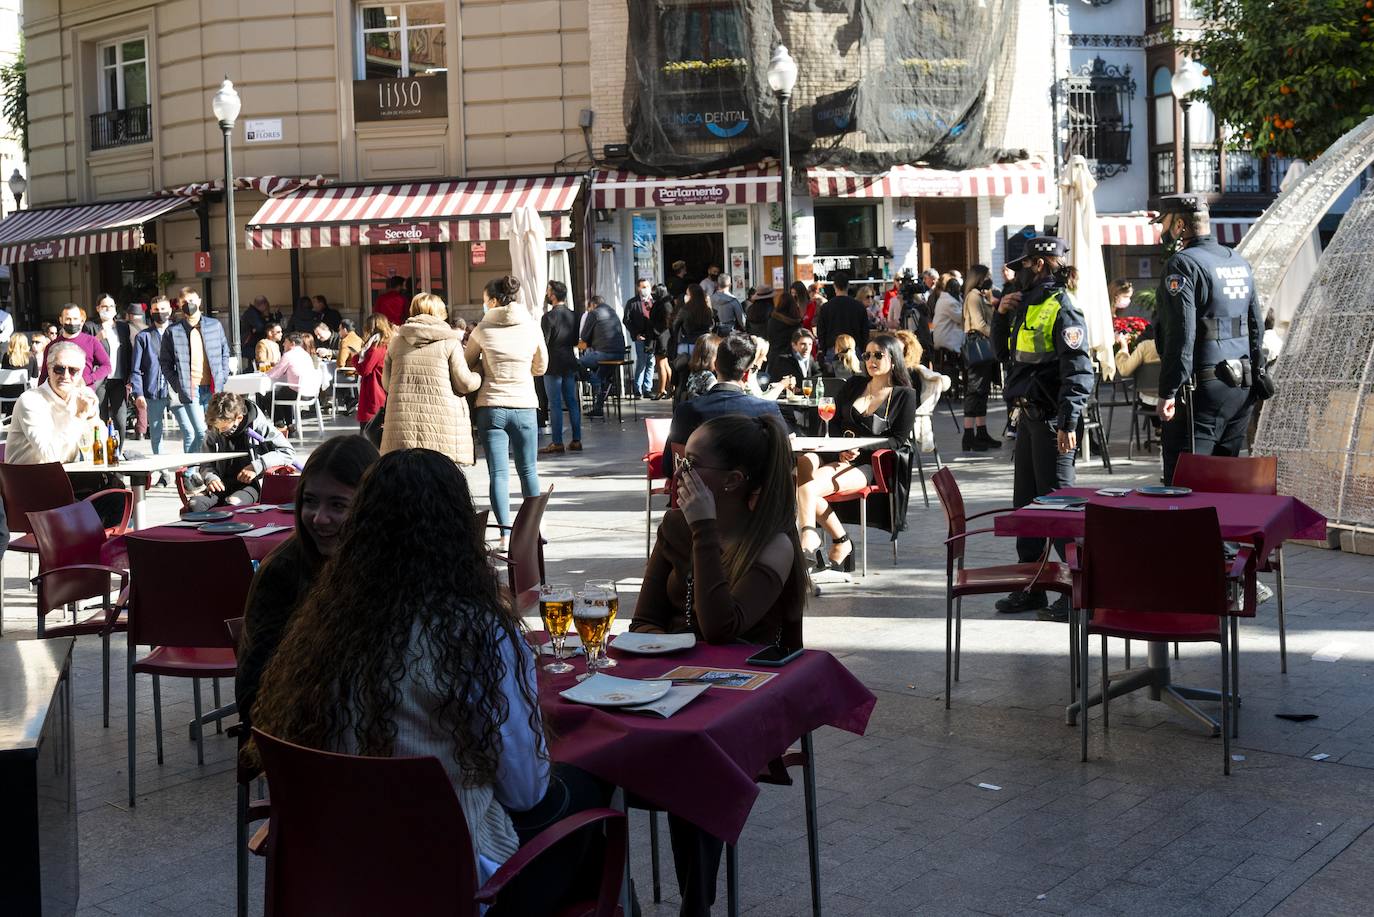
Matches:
[353,77,448,122]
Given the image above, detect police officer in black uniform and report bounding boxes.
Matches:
[991,236,1094,617]
[1152,195,1264,484]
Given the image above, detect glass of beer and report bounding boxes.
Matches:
[583,580,620,668]
[802,379,814,400]
[573,591,613,670]
[539,582,575,674]
[817,396,836,436]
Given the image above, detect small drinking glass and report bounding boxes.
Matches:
[801,380,814,400]
[817,396,836,437]
[539,582,575,674]
[573,590,612,670]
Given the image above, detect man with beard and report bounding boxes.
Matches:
[989,236,1093,619]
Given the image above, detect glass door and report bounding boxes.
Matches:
[367,242,448,311]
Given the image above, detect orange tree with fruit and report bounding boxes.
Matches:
[1187,0,1374,161]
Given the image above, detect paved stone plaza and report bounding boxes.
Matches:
[6,399,1373,917]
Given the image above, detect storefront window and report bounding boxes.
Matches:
[367,243,448,309]
[359,3,447,79]
[632,212,660,283]
[814,204,878,256]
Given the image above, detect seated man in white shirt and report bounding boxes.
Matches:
[7,340,128,527]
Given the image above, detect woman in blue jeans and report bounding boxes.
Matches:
[539,281,582,454]
[465,276,548,545]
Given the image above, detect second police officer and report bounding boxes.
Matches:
[991,236,1093,619]
[1152,194,1266,484]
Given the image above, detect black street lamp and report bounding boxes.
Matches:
[1172,61,1204,194]
[768,45,798,290]
[211,77,243,366]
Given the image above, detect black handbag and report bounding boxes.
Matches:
[362,406,385,447]
[962,330,996,367]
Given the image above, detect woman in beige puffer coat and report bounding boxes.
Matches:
[380,293,482,465]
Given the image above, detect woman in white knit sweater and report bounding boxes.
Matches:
[252,448,606,912]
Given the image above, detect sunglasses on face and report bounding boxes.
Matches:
[863,351,887,361]
[51,365,82,377]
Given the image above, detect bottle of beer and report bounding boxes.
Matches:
[92,425,105,465]
[105,421,120,467]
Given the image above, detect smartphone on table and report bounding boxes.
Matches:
[746,645,804,667]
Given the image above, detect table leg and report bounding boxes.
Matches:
[1065,639,1220,736]
[801,731,822,917]
[612,788,633,915]
[131,477,147,530]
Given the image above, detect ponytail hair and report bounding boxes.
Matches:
[694,415,807,614]
[484,275,521,307]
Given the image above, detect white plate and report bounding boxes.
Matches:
[559,674,671,707]
[611,632,697,655]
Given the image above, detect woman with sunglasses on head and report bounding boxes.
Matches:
[796,333,917,571]
[631,413,807,916]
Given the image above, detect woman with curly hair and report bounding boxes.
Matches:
[235,434,381,736]
[251,448,607,912]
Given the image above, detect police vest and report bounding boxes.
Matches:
[1013,293,1063,364]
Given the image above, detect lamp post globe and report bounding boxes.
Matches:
[211,77,243,364]
[8,168,26,208]
[768,45,799,290]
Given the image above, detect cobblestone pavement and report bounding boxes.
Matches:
[6,396,1373,917]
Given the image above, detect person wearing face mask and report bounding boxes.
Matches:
[990,236,1093,619]
[129,296,176,479]
[39,303,111,389]
[623,278,656,397]
[1151,194,1266,485]
[158,286,231,457]
[235,434,381,741]
[93,294,134,437]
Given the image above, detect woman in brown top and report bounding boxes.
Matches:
[631,412,806,649]
[630,412,805,915]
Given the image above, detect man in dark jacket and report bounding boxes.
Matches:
[579,295,627,417]
[773,327,821,389]
[129,296,175,480]
[187,392,297,511]
[93,294,134,435]
[541,281,583,453]
[990,237,1093,618]
[667,333,784,458]
[624,278,655,397]
[816,272,869,364]
[158,288,231,455]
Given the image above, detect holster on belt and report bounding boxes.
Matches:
[1197,358,1250,388]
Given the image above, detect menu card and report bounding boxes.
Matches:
[657,666,776,691]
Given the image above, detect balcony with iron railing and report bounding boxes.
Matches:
[90,105,152,151]
[1224,150,1297,194]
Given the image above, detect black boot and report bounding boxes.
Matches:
[963,429,988,452]
[975,426,1002,449]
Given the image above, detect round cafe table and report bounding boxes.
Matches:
[537,638,875,916]
[102,506,296,568]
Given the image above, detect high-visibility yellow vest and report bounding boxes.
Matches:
[1013,293,1063,364]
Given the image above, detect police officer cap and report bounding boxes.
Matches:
[1151,194,1209,221]
[1016,236,1069,262]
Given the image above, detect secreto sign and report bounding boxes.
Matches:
[364,223,442,244]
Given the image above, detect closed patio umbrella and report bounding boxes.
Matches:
[509,204,547,321]
[1058,155,1115,378]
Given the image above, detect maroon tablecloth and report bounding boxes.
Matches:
[539,641,875,844]
[102,508,297,566]
[993,488,1326,555]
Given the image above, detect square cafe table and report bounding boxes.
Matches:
[62,451,247,530]
[789,435,887,453]
[539,641,875,916]
[993,487,1326,732]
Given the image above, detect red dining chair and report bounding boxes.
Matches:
[490,486,553,613]
[644,418,673,556]
[1074,504,1254,772]
[250,728,627,917]
[27,501,130,727]
[258,469,300,506]
[0,461,132,635]
[1171,454,1290,672]
[226,616,271,917]
[124,534,254,806]
[932,468,1074,708]
[823,447,900,577]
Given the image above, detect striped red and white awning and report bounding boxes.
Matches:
[161,175,332,199]
[592,163,779,209]
[0,196,193,264]
[1213,219,1255,246]
[808,160,1050,199]
[1099,213,1161,247]
[243,174,583,250]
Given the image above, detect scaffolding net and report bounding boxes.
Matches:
[625,0,1019,174]
[1254,179,1374,529]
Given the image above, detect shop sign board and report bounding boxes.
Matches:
[890,171,963,197]
[244,118,283,143]
[364,222,442,245]
[195,251,213,275]
[661,208,725,235]
[471,242,488,266]
[761,229,783,256]
[653,184,730,206]
[660,89,756,141]
[353,77,448,122]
